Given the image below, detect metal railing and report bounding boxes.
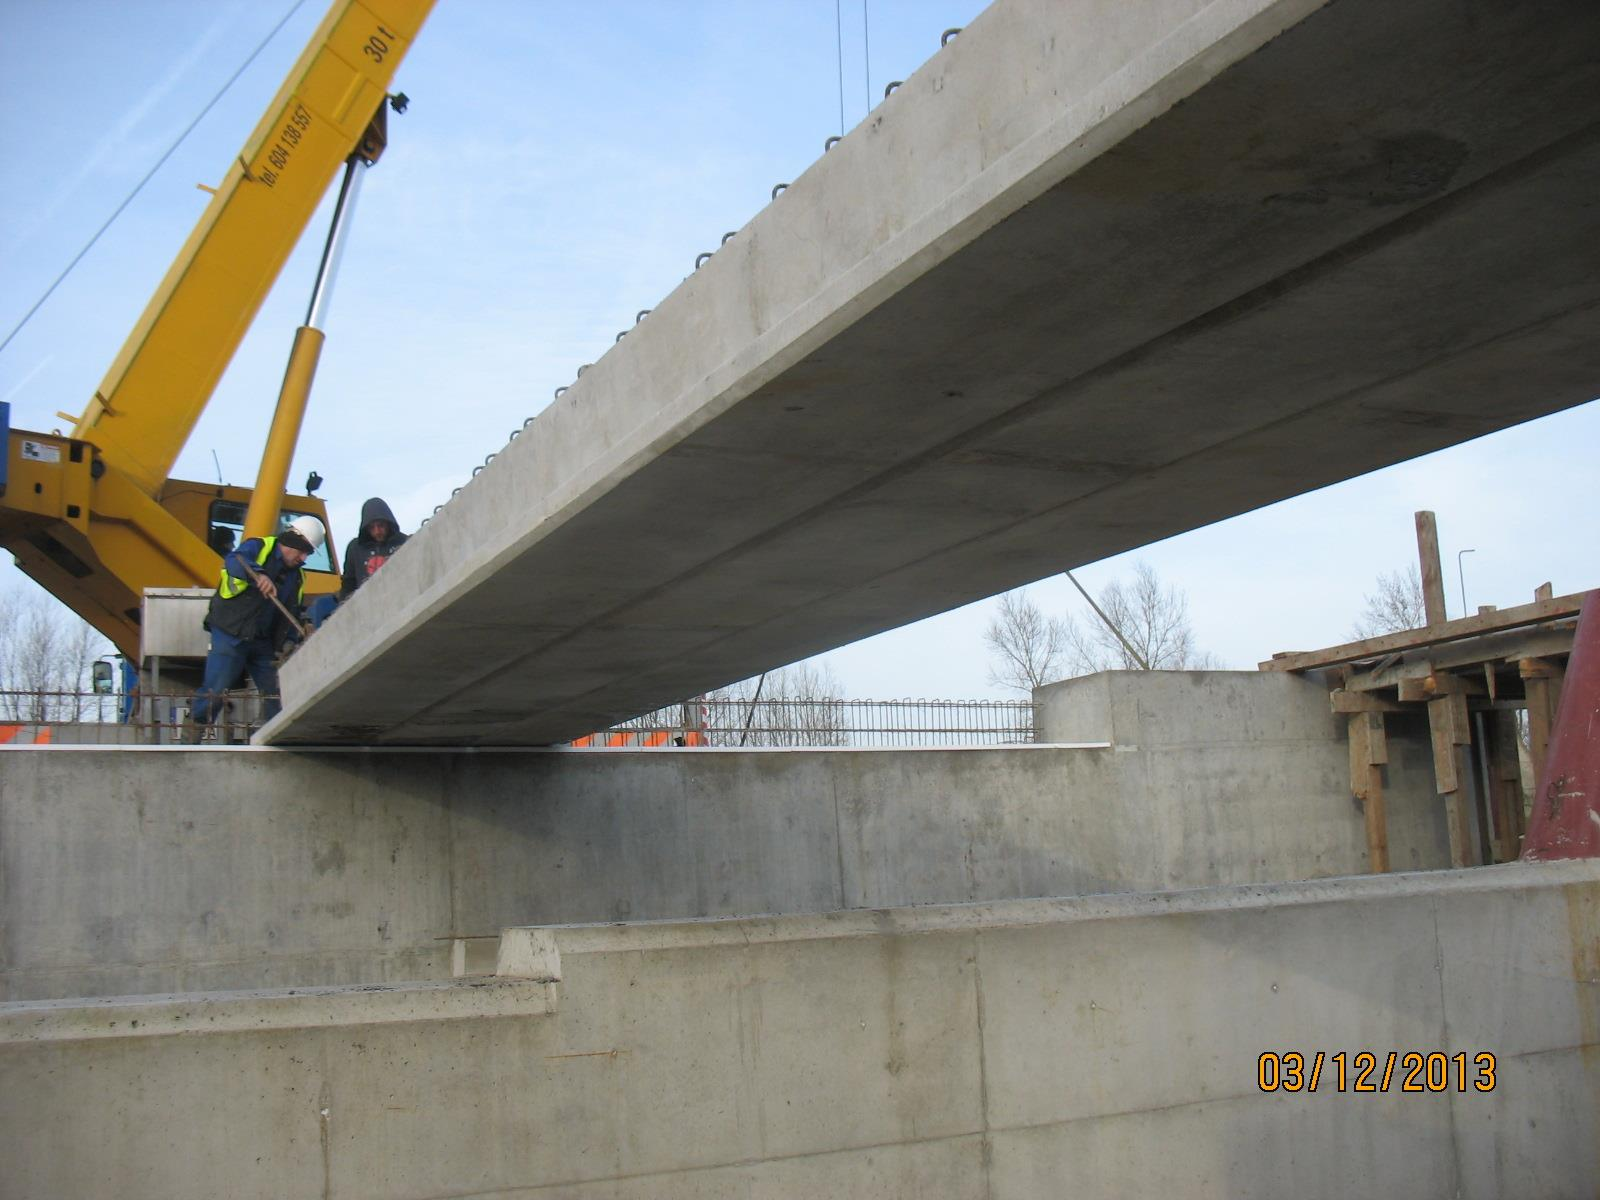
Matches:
[3,690,1035,748]
[0,689,270,745]
[587,697,1035,748]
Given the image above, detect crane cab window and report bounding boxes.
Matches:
[207,500,334,574]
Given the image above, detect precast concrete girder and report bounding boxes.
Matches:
[268,0,1600,744]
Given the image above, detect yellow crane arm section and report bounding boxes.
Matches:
[73,0,434,497]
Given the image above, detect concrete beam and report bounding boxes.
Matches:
[269,0,1600,743]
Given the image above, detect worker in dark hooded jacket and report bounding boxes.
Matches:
[339,497,409,599]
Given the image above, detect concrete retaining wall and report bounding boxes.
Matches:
[1036,669,1453,866]
[3,862,1595,1199]
[1,672,1449,1000]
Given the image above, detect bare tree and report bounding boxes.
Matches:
[984,589,1069,694]
[705,661,849,747]
[615,660,851,747]
[1065,562,1221,674]
[1351,566,1426,638]
[0,587,111,722]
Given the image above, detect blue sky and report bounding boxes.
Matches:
[2,0,1595,699]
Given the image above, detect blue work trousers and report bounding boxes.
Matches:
[191,629,280,725]
[307,593,339,629]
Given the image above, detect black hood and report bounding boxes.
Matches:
[359,497,399,536]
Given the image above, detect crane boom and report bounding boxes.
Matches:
[1,0,435,659]
[75,0,434,493]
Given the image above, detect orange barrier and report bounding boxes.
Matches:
[0,725,53,745]
[571,728,708,748]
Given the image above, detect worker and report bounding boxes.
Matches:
[183,514,323,742]
[339,497,408,599]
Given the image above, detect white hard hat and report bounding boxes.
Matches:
[286,514,326,551]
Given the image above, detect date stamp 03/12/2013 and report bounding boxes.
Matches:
[1257,1051,1497,1094]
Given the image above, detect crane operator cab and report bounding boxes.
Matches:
[203,497,337,577]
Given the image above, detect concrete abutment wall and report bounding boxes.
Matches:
[0,671,1589,1197]
[3,865,1596,1198]
[2,672,1448,1002]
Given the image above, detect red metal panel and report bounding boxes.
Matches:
[1522,590,1600,860]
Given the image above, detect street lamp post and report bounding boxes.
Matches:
[1457,548,1476,619]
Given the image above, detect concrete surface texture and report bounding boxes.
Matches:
[264,0,1600,745]
[3,861,1595,1199]
[2,671,1448,1002]
[1036,667,1453,865]
[0,977,556,1044]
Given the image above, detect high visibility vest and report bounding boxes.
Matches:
[217,536,306,606]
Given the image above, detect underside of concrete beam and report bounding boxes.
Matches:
[268,0,1600,744]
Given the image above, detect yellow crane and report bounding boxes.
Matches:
[0,0,435,659]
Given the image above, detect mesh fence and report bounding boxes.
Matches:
[582,697,1035,748]
[0,689,267,744]
[3,691,1035,748]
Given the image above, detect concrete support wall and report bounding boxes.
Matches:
[4,862,1595,1199]
[1036,669,1451,874]
[3,671,1447,1001]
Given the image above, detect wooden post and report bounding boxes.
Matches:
[1346,711,1390,873]
[1332,691,1400,871]
[1427,691,1475,866]
[1415,511,1449,626]
[1487,709,1525,860]
[1521,657,1566,795]
[1523,592,1559,820]
[1423,672,1485,867]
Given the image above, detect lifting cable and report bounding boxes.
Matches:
[0,0,310,359]
[739,672,769,747]
[834,0,846,137]
[862,0,872,118]
[834,0,873,134]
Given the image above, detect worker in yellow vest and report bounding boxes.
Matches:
[182,515,322,742]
